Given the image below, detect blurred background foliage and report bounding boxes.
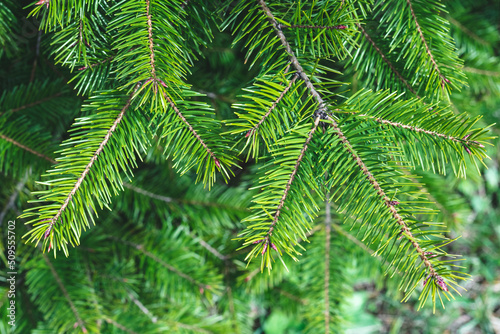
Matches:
[0,0,499,333]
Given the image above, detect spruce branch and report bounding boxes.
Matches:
[126,291,158,323]
[246,74,298,138]
[162,91,221,169]
[281,24,347,30]
[0,134,56,164]
[104,318,140,334]
[405,0,449,87]
[258,0,327,111]
[42,83,141,239]
[260,116,320,251]
[146,0,157,80]
[356,23,419,97]
[2,92,63,115]
[258,0,439,278]
[119,238,212,291]
[42,254,88,333]
[324,198,331,334]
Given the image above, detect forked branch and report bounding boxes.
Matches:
[258,0,438,277]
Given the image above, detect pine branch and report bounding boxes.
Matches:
[258,0,327,111]
[4,92,63,114]
[282,24,347,30]
[259,0,445,281]
[0,172,29,226]
[127,291,158,323]
[246,74,298,138]
[146,0,157,80]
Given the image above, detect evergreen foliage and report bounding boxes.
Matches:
[0,0,498,333]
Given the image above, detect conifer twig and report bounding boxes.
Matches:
[42,254,88,333]
[118,238,211,290]
[324,198,331,333]
[0,134,57,163]
[263,117,320,244]
[104,318,140,334]
[146,0,157,80]
[43,83,141,236]
[259,0,438,277]
[281,24,347,30]
[3,92,63,114]
[360,115,473,144]
[162,92,221,168]
[247,75,298,137]
[406,0,448,86]
[356,23,420,97]
[126,291,158,323]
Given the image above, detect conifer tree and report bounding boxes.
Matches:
[0,0,498,333]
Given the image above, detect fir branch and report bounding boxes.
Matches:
[247,75,298,137]
[4,92,63,114]
[104,318,140,334]
[77,56,114,71]
[162,91,221,168]
[259,0,438,276]
[330,120,438,277]
[258,0,327,111]
[363,115,465,143]
[123,183,173,203]
[120,238,211,291]
[127,291,158,323]
[463,67,500,77]
[175,322,213,334]
[191,232,228,261]
[0,173,29,226]
[356,23,419,97]
[43,83,141,236]
[406,0,448,86]
[123,182,246,211]
[324,198,331,334]
[0,134,56,163]
[42,254,88,333]
[278,288,307,305]
[331,222,374,255]
[263,116,320,245]
[447,16,489,47]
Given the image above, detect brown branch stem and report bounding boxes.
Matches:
[119,238,210,290]
[3,92,63,114]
